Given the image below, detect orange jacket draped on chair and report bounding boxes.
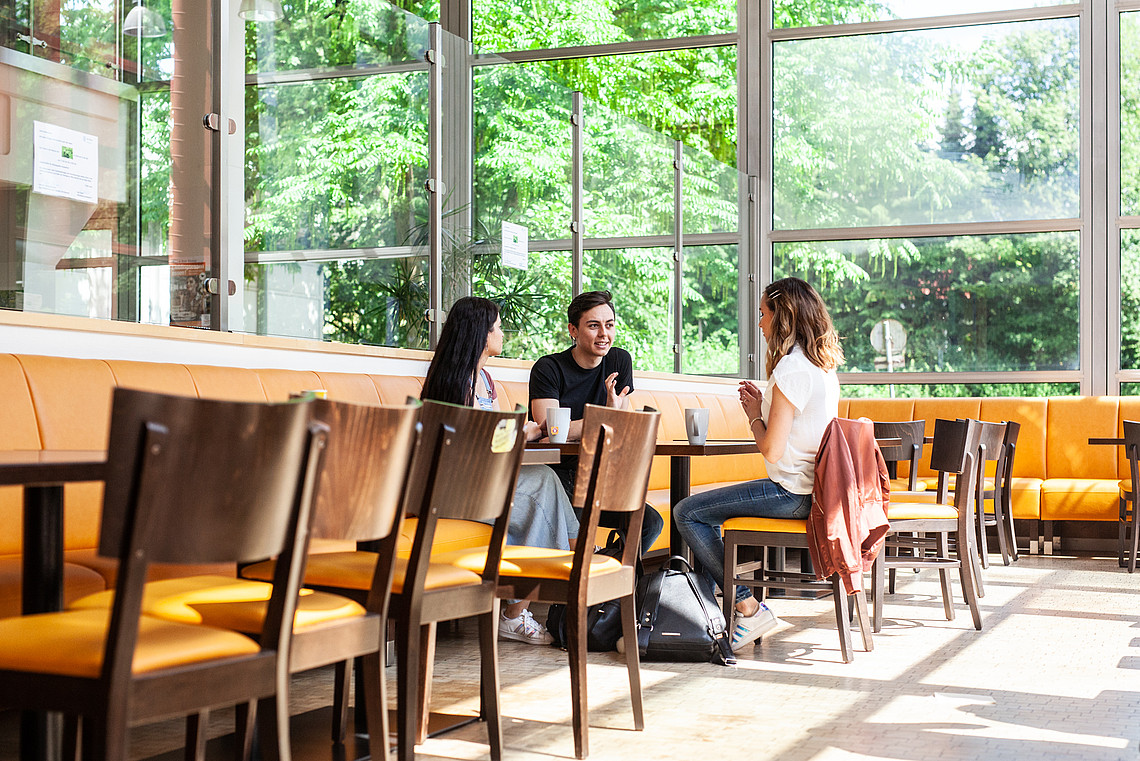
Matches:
[809,417,891,594]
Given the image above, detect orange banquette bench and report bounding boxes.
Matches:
[2,351,1136,618]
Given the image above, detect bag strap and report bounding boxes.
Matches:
[678,568,736,666]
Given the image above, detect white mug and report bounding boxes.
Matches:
[685,407,710,445]
[547,407,571,444]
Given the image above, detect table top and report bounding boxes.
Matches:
[521,447,561,465]
[0,450,106,486]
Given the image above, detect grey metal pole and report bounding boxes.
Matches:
[673,140,684,374]
[571,91,584,297]
[427,22,444,348]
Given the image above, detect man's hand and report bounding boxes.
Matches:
[605,371,631,408]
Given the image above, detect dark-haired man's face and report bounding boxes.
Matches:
[569,304,616,360]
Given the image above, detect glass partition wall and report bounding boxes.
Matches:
[3,0,1140,394]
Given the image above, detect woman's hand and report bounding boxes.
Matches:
[605,372,630,408]
[523,420,544,442]
[738,380,764,422]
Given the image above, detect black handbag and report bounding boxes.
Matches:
[545,531,627,652]
[634,556,736,665]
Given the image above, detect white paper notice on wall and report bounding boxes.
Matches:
[501,221,528,270]
[32,121,99,204]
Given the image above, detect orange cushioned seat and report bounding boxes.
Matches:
[438,545,623,581]
[0,608,258,678]
[70,575,366,633]
[722,516,807,534]
[886,502,960,521]
[243,553,484,594]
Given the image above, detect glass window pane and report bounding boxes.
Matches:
[474,0,735,51]
[683,244,739,375]
[584,247,674,373]
[682,143,740,236]
[774,1,1073,29]
[773,18,1079,229]
[517,46,737,170]
[470,251,573,359]
[841,382,1079,399]
[774,232,1080,373]
[474,63,573,242]
[1122,230,1140,371]
[244,255,431,348]
[1121,12,1140,216]
[1121,382,1140,396]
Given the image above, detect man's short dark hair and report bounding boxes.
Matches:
[567,290,616,327]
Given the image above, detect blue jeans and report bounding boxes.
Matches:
[673,479,812,605]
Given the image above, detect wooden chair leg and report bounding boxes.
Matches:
[1130,500,1139,574]
[62,716,79,761]
[976,503,990,570]
[1004,501,1019,563]
[477,607,503,761]
[185,711,208,761]
[416,622,436,745]
[255,690,290,761]
[235,701,256,761]
[956,531,983,631]
[331,659,350,744]
[722,535,737,631]
[852,587,873,652]
[935,533,955,621]
[395,618,421,761]
[830,574,854,663]
[361,651,390,761]
[567,601,590,759]
[1119,497,1128,568]
[620,593,644,731]
[871,553,885,633]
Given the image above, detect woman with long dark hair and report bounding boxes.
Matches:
[423,296,579,645]
[674,277,844,653]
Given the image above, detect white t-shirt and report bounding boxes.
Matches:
[761,345,840,495]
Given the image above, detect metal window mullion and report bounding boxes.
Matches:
[427,23,444,348]
[769,5,1083,42]
[571,91,584,297]
[770,218,1084,243]
[739,0,762,380]
[1086,1,1108,395]
[673,141,684,374]
[759,0,774,381]
[1108,4,1123,390]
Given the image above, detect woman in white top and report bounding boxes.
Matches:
[674,277,843,652]
[422,296,580,645]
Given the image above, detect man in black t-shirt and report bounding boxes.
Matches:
[529,290,664,553]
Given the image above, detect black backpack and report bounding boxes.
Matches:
[634,556,735,665]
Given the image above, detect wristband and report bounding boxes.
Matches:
[748,416,762,427]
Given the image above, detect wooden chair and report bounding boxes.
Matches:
[873,420,926,491]
[872,417,983,633]
[971,420,1007,570]
[0,388,324,761]
[72,398,421,761]
[1119,420,1140,573]
[447,403,659,759]
[988,420,1021,565]
[386,400,525,761]
[720,418,883,665]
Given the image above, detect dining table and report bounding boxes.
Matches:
[0,450,107,761]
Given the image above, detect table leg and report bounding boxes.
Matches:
[669,456,691,561]
[22,485,64,761]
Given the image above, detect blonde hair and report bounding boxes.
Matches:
[763,277,844,376]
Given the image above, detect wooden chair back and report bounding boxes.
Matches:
[573,404,660,565]
[308,398,420,543]
[872,419,925,490]
[1124,419,1140,495]
[97,387,325,686]
[929,417,980,504]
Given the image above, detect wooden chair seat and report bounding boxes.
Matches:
[0,609,260,678]
[70,575,366,631]
[440,545,624,581]
[243,553,485,593]
[722,516,807,534]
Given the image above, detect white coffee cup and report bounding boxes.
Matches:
[685,407,710,445]
[547,407,571,443]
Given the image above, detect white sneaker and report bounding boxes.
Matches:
[499,608,553,645]
[730,602,777,652]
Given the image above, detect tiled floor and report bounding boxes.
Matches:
[2,552,1137,761]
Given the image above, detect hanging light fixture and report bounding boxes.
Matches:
[237,0,284,22]
[123,2,167,37]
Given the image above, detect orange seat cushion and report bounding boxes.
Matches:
[437,545,623,581]
[1041,479,1121,521]
[887,502,959,521]
[0,609,259,678]
[70,575,365,633]
[722,517,807,534]
[243,553,484,594]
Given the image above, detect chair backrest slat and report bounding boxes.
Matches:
[573,404,660,515]
[872,419,925,489]
[309,398,420,542]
